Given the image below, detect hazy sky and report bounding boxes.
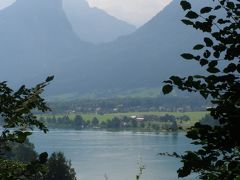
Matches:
[0,0,15,10]
[0,0,172,26]
[87,0,172,26]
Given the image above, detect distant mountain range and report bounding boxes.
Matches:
[63,0,136,44]
[0,0,204,96]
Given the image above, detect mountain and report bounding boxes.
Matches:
[63,0,136,44]
[0,0,206,96]
[0,0,92,87]
[53,0,203,94]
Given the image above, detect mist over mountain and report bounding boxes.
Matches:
[0,0,92,87]
[63,0,136,44]
[53,0,203,94]
[0,0,204,96]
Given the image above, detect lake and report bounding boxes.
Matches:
[31,130,195,180]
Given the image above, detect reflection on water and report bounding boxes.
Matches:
[30,130,195,180]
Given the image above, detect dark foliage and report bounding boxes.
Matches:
[0,76,53,179]
[4,139,37,163]
[163,0,240,179]
[43,152,76,180]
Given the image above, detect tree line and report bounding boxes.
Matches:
[47,96,208,114]
[40,114,191,131]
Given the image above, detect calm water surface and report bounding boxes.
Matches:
[31,130,195,180]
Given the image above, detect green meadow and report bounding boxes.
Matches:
[40,111,208,124]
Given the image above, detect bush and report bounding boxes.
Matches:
[43,152,76,180]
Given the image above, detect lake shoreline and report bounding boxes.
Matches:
[45,126,186,133]
[30,130,193,180]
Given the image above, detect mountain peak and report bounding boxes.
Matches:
[63,0,136,44]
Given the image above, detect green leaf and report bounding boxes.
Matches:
[197,22,212,32]
[170,76,182,86]
[194,75,205,79]
[193,44,204,50]
[180,1,192,11]
[178,166,191,177]
[46,75,54,82]
[207,67,220,73]
[223,63,237,73]
[204,50,211,58]
[194,55,200,61]
[227,2,235,9]
[213,51,220,58]
[208,60,218,67]
[200,7,212,14]
[208,15,216,21]
[181,19,194,25]
[162,85,173,94]
[16,132,27,143]
[200,59,209,66]
[39,152,48,164]
[204,37,213,47]
[24,131,32,136]
[185,11,199,19]
[217,19,231,24]
[181,53,195,60]
[214,5,221,10]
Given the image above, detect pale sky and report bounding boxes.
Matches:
[0,0,172,26]
[87,0,172,26]
[0,0,15,10]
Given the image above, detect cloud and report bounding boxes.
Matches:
[87,0,172,26]
[0,0,15,10]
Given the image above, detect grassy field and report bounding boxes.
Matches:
[46,88,163,102]
[40,111,208,124]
